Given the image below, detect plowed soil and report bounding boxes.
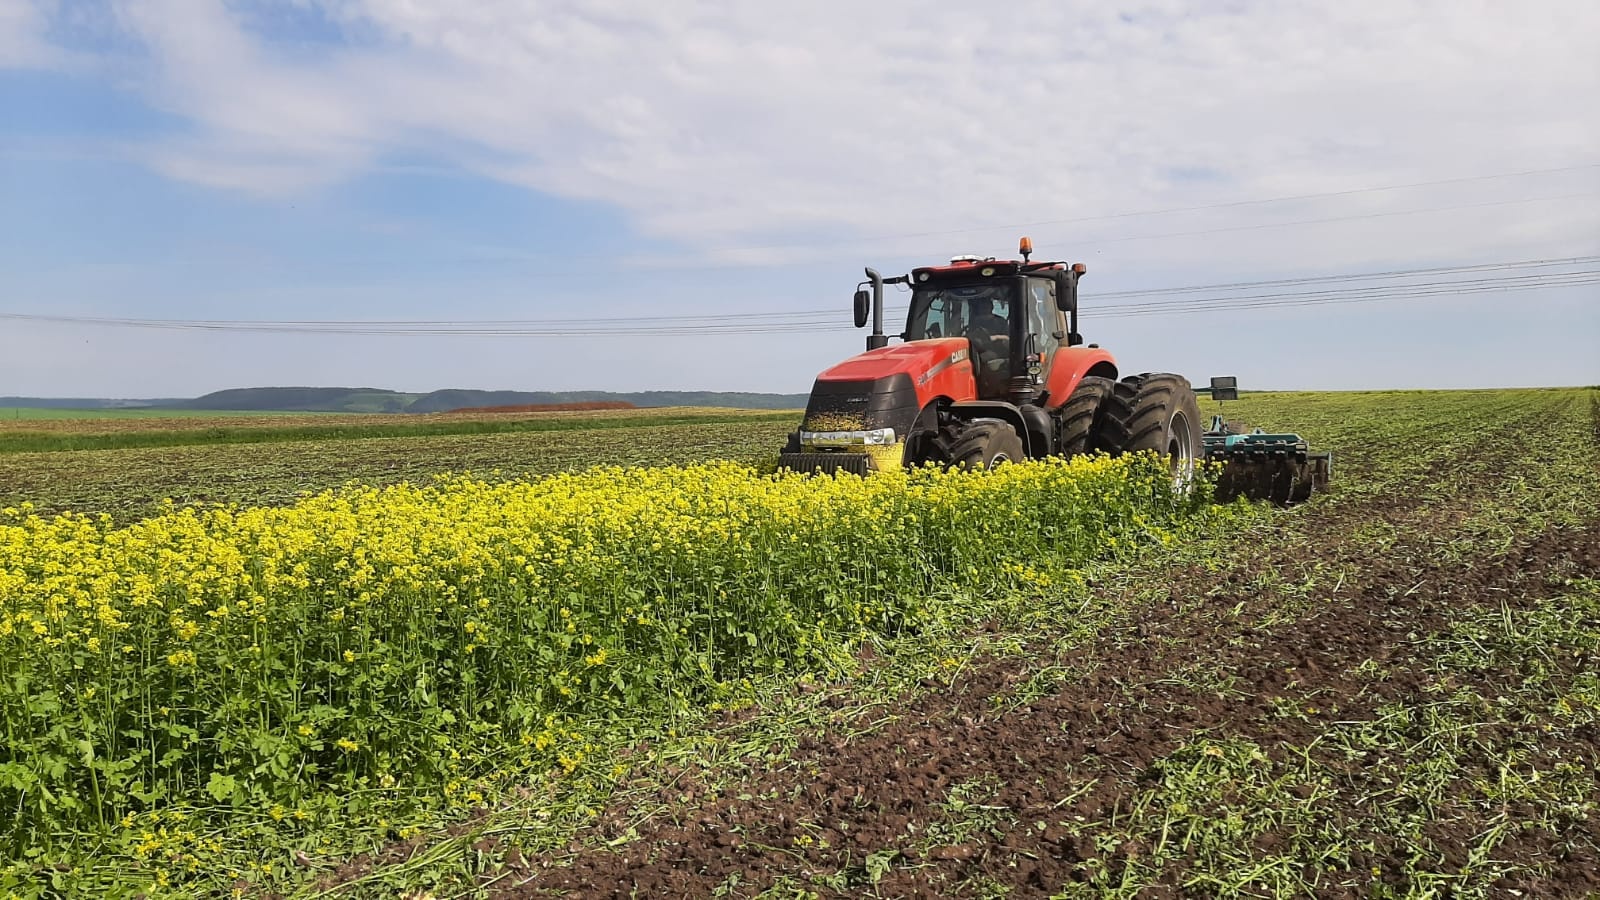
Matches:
[473,394,1600,898]
[300,390,1598,899]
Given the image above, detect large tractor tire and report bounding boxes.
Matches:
[929,419,1025,471]
[1055,375,1114,457]
[1094,373,1203,487]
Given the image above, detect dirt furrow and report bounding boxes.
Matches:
[498,472,1600,896]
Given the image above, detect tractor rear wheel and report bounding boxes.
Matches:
[931,419,1025,471]
[1056,375,1114,457]
[1094,373,1203,487]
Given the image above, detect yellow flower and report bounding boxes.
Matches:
[0,445,1218,849]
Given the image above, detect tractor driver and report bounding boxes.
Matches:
[965,294,1010,396]
[965,294,1010,352]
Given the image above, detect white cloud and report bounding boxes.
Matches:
[14,0,1600,276]
[0,0,65,67]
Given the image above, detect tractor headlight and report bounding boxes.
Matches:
[799,427,897,449]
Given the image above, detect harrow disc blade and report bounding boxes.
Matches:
[1213,454,1326,507]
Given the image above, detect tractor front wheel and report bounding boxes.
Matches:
[1056,375,1115,457]
[930,419,1025,471]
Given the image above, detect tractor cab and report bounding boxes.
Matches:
[904,281,1014,398]
[899,241,1086,406]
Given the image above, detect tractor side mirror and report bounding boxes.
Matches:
[1209,376,1239,401]
[1056,271,1078,312]
[852,289,871,328]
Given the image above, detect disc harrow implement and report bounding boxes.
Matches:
[1203,416,1331,505]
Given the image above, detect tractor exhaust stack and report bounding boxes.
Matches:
[864,267,889,351]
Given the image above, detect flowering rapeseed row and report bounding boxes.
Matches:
[0,455,1200,877]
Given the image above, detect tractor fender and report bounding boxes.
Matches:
[1042,347,1119,410]
[946,401,1042,458]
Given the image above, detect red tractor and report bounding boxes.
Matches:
[779,238,1203,479]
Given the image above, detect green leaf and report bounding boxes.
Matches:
[205,772,237,803]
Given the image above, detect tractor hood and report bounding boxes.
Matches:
[799,337,973,445]
[814,338,970,384]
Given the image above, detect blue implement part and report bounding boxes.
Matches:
[1202,415,1331,505]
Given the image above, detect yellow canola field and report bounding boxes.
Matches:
[0,455,1202,859]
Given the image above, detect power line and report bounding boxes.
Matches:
[1094,255,1600,300]
[866,273,1600,328]
[876,269,1600,324]
[1094,273,1600,319]
[1093,269,1600,313]
[4,266,1593,337]
[5,255,1594,333]
[816,272,1600,330]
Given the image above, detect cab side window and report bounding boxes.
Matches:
[1030,279,1062,375]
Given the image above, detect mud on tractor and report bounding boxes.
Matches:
[777,239,1329,503]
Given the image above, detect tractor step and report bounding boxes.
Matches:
[777,452,873,477]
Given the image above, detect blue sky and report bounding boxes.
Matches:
[2,0,1597,397]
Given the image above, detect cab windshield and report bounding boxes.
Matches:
[904,281,1016,341]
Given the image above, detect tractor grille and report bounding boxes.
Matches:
[802,374,918,435]
[777,452,872,476]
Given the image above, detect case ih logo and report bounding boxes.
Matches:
[919,349,969,386]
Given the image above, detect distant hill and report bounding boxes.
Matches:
[170,387,422,413]
[4,387,809,413]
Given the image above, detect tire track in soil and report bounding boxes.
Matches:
[497,521,1599,899]
[495,412,1600,898]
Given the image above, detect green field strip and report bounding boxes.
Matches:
[0,410,800,454]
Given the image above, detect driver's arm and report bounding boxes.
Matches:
[975,315,1008,339]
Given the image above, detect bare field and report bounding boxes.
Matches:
[0,405,790,437]
[0,419,796,522]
